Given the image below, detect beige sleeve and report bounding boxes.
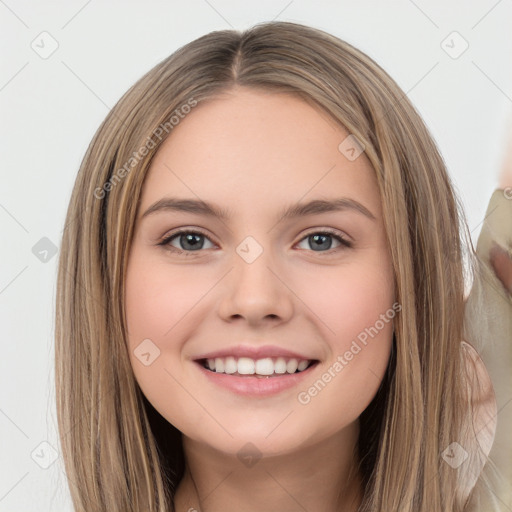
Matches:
[464,189,512,511]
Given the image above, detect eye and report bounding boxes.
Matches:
[295,229,352,254]
[158,229,216,254]
[157,228,352,256]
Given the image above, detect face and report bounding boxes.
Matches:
[125,87,396,458]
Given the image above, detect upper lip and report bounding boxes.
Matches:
[193,344,317,362]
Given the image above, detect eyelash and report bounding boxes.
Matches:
[157,227,353,256]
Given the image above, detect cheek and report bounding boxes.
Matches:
[292,255,395,422]
[124,252,191,389]
[295,252,395,346]
[124,252,212,430]
[295,329,393,438]
[125,251,210,343]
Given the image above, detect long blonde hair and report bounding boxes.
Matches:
[55,21,488,511]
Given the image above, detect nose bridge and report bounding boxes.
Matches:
[217,234,294,323]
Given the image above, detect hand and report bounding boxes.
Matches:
[490,243,512,295]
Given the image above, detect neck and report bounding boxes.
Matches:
[173,422,363,512]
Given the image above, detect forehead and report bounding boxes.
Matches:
[138,88,380,220]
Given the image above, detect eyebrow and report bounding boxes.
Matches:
[141,197,377,222]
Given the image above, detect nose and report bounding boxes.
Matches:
[217,242,294,327]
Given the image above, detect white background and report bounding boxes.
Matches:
[1,1,511,510]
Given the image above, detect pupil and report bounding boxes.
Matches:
[311,234,331,251]
[182,233,202,250]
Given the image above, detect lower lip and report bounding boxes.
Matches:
[195,361,319,397]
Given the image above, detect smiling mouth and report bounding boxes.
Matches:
[197,357,319,378]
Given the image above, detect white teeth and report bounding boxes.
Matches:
[297,360,309,371]
[224,356,237,374]
[238,357,255,375]
[255,358,274,375]
[214,358,224,373]
[274,357,287,374]
[203,356,313,375]
[286,359,298,373]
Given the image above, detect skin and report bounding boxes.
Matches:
[124,87,396,512]
[491,244,512,294]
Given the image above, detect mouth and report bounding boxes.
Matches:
[196,356,319,378]
[195,356,320,396]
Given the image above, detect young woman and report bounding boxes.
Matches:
[55,21,511,512]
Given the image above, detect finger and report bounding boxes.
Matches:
[490,243,512,295]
